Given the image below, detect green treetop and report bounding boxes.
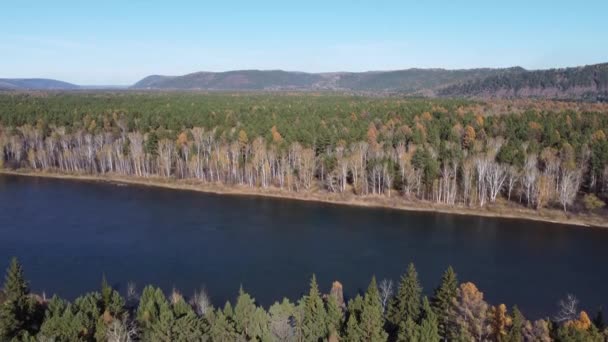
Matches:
[388,263,422,328]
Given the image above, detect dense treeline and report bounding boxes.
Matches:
[1,93,608,214]
[1,258,605,342]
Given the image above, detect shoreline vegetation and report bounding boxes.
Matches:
[2,169,607,229]
[1,94,607,230]
[1,257,606,341]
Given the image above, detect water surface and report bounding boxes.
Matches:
[0,175,606,318]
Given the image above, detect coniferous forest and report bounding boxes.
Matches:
[0,93,607,219]
[0,257,606,342]
[3,2,608,342]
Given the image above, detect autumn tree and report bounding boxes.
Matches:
[449,282,489,341]
[462,125,476,150]
[488,303,511,342]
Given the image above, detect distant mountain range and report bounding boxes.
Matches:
[0,78,79,90]
[132,68,524,94]
[131,63,608,101]
[3,63,608,101]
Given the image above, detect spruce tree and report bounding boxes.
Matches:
[101,274,111,308]
[388,263,422,328]
[74,292,104,340]
[359,277,388,341]
[325,293,343,337]
[506,306,524,342]
[344,313,362,342]
[136,286,174,341]
[0,257,34,340]
[38,296,81,341]
[210,310,236,341]
[432,266,458,339]
[249,307,270,341]
[344,294,364,342]
[223,300,234,320]
[99,275,125,317]
[170,297,205,342]
[397,317,420,342]
[302,274,327,341]
[419,297,440,342]
[234,286,257,338]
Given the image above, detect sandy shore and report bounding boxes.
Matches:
[2,169,606,229]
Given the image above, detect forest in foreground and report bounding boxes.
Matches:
[1,92,607,220]
[0,257,605,342]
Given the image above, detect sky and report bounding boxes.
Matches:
[1,0,607,85]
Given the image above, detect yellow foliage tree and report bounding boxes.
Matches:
[488,304,512,340]
[367,123,378,147]
[475,114,485,127]
[271,125,283,143]
[462,125,476,149]
[566,311,592,330]
[238,129,249,148]
[592,129,606,142]
[176,131,188,146]
[422,111,433,121]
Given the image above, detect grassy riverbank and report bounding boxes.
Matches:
[2,169,606,229]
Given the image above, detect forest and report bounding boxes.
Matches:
[0,257,605,342]
[1,92,607,218]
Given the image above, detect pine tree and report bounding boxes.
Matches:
[234,286,257,339]
[302,274,327,341]
[101,274,111,308]
[326,293,343,337]
[506,306,524,342]
[38,296,81,341]
[432,266,458,339]
[388,263,422,328]
[170,296,205,342]
[397,317,420,342]
[136,286,174,342]
[0,257,34,340]
[223,300,234,320]
[344,311,362,342]
[150,296,175,342]
[419,297,440,342]
[74,291,104,340]
[359,277,388,341]
[344,294,364,342]
[249,307,270,341]
[99,274,125,318]
[210,310,236,341]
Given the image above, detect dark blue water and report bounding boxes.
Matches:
[0,175,606,318]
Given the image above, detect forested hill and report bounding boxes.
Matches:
[131,68,523,93]
[4,63,607,100]
[438,63,608,101]
[131,63,608,101]
[0,78,80,90]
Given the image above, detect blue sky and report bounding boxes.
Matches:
[1,0,606,85]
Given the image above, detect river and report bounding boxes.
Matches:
[0,174,605,318]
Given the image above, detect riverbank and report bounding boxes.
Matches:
[2,169,606,228]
